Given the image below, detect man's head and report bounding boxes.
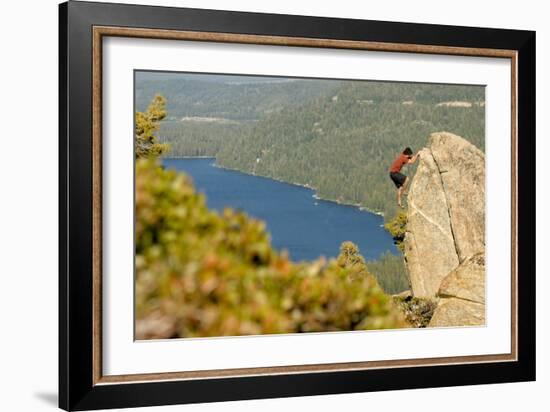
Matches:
[403,147,413,156]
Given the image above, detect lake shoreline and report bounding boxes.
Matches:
[163,156,386,217]
[215,163,386,217]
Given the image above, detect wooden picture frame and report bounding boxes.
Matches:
[59,1,535,410]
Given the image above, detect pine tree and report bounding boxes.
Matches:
[135,94,170,158]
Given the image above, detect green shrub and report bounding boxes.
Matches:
[384,211,408,252]
[135,159,409,339]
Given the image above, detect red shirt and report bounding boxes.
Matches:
[389,153,411,173]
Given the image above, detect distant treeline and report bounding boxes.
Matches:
[136,75,339,121]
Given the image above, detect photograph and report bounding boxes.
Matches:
[54,1,536,409]
[134,71,486,340]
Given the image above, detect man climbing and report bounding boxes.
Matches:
[389,147,419,208]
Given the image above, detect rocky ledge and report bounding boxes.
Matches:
[403,132,485,327]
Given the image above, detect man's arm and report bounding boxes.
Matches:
[408,152,420,164]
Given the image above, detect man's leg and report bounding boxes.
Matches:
[397,186,403,207]
[402,176,410,193]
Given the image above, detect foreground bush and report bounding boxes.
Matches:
[135,159,408,339]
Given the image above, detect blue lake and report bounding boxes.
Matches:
[163,158,397,262]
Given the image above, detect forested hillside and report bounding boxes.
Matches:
[136,75,484,219]
[216,81,485,218]
[157,121,249,157]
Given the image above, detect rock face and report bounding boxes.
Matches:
[403,132,485,326]
[403,147,459,298]
[429,252,485,327]
[428,297,485,327]
[430,133,485,262]
[438,252,485,304]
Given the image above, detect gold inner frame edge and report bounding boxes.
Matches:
[91,26,518,385]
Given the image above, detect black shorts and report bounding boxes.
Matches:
[390,171,407,188]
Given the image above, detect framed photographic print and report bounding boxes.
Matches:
[59,1,536,410]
